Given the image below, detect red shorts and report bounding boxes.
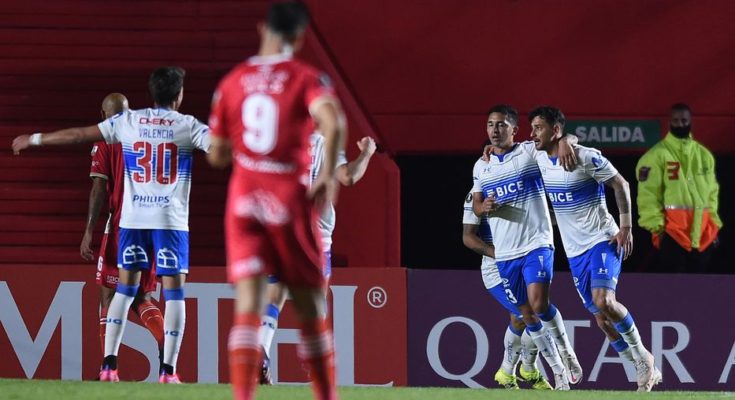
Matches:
[96,229,158,293]
[225,175,325,289]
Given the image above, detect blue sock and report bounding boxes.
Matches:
[163,287,185,301]
[508,323,523,337]
[116,283,140,297]
[537,304,558,322]
[525,322,543,334]
[610,337,630,352]
[614,313,635,333]
[265,304,280,320]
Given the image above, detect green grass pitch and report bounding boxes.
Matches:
[1,379,734,400]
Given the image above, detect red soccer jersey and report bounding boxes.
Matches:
[208,54,337,180]
[89,141,124,228]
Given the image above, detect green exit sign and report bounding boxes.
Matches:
[566,120,661,149]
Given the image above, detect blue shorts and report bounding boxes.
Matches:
[496,246,554,307]
[487,284,523,319]
[268,250,331,283]
[118,228,189,276]
[568,241,621,314]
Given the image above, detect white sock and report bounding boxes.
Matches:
[163,299,186,372]
[620,347,635,363]
[259,304,280,359]
[539,305,574,358]
[520,329,539,372]
[104,292,135,357]
[501,326,523,375]
[528,324,565,374]
[619,325,647,362]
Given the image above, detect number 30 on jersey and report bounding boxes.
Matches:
[131,142,178,184]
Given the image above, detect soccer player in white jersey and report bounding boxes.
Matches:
[12,67,210,383]
[471,104,581,390]
[528,105,661,391]
[462,188,551,390]
[258,134,377,383]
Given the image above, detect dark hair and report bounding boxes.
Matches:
[149,66,185,106]
[487,104,519,126]
[266,1,310,43]
[671,103,691,113]
[528,105,566,129]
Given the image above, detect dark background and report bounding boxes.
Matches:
[399,151,733,273]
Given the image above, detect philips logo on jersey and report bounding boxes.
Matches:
[548,191,574,203]
[132,195,171,208]
[139,117,175,126]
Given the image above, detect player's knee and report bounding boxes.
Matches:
[593,292,614,313]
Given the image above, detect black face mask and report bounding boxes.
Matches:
[670,125,691,138]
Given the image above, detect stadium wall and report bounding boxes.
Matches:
[307,0,735,155]
[2,265,734,390]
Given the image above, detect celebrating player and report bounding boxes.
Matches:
[79,93,164,364]
[206,2,345,400]
[13,66,211,383]
[471,104,582,390]
[462,188,552,390]
[259,134,377,384]
[528,105,661,391]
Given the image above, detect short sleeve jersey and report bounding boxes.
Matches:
[89,141,124,228]
[208,54,337,181]
[97,108,210,231]
[471,142,554,261]
[309,132,348,250]
[537,145,620,257]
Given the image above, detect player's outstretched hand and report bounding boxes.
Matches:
[308,174,337,210]
[609,226,633,260]
[12,135,31,155]
[558,139,578,171]
[80,232,94,261]
[481,144,494,161]
[357,136,377,156]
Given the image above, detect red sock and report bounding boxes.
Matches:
[135,300,164,348]
[299,319,338,400]
[228,313,262,400]
[99,306,109,357]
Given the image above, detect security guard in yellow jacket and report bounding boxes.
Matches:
[636,103,722,273]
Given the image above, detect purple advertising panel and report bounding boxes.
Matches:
[407,269,735,391]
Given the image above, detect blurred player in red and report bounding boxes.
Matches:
[79,93,164,369]
[207,2,344,399]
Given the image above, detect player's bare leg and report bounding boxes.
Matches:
[100,268,142,381]
[289,286,338,400]
[259,281,289,384]
[229,276,268,400]
[517,301,568,390]
[593,288,661,391]
[527,282,582,385]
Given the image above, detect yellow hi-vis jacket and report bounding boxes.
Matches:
[635,132,722,251]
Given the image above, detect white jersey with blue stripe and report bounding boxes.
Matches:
[471,143,554,261]
[462,188,501,288]
[309,132,348,250]
[537,145,619,257]
[98,108,210,231]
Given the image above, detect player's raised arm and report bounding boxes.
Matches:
[309,100,344,206]
[12,125,104,155]
[605,173,634,259]
[206,136,232,169]
[557,134,579,171]
[336,136,376,186]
